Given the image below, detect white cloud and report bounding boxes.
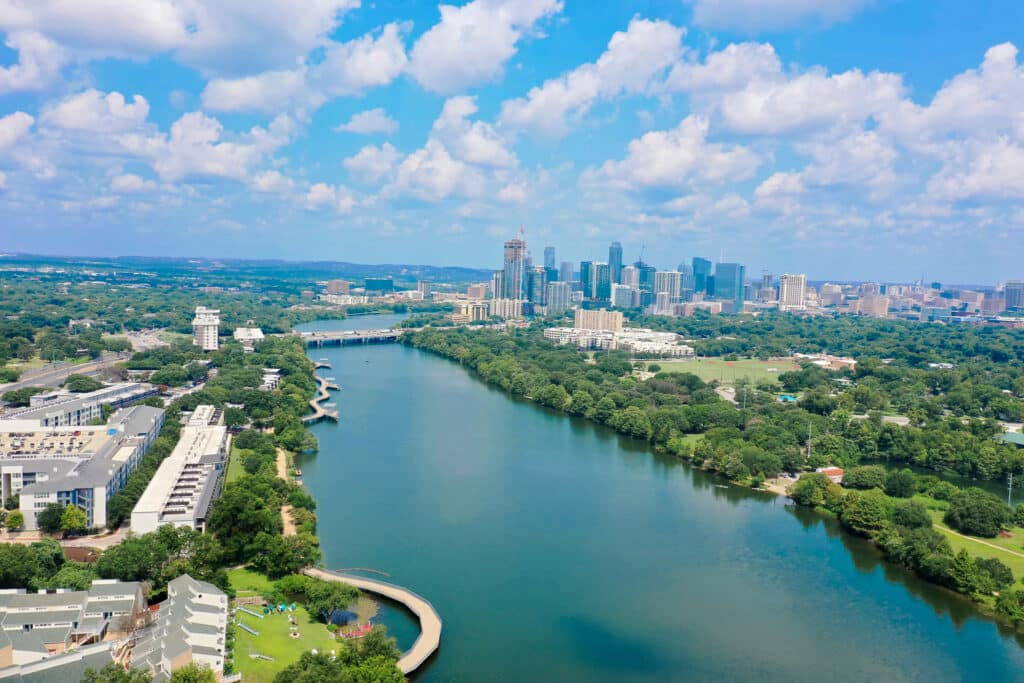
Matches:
[111,173,157,193]
[589,115,760,190]
[665,42,780,93]
[407,0,562,94]
[42,90,149,132]
[119,111,295,182]
[928,139,1024,201]
[685,0,873,31]
[500,18,684,136]
[0,171,7,189]
[0,30,66,93]
[720,67,904,135]
[251,170,295,193]
[388,140,485,200]
[201,23,407,113]
[336,108,399,135]
[433,96,516,167]
[798,130,898,190]
[304,182,354,213]
[343,143,401,183]
[497,182,527,202]
[0,111,34,148]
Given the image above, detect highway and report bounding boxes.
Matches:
[0,352,129,394]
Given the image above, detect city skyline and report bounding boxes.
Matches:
[0,1,1022,282]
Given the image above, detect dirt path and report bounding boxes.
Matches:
[276,448,297,537]
[935,523,1024,558]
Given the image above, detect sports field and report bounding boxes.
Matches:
[646,357,799,385]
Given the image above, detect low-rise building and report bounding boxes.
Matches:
[232,327,264,352]
[574,308,623,332]
[130,406,228,535]
[1,406,165,530]
[2,383,159,427]
[544,327,694,356]
[131,575,228,681]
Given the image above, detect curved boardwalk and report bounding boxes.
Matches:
[304,373,339,424]
[303,567,442,675]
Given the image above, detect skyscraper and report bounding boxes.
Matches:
[621,265,640,289]
[527,267,548,305]
[634,260,656,306]
[678,264,695,293]
[559,261,574,285]
[595,263,611,300]
[714,262,746,313]
[580,260,594,298]
[1006,281,1024,309]
[692,257,713,293]
[544,246,556,270]
[502,237,527,300]
[654,271,682,303]
[608,241,623,285]
[779,274,807,311]
[546,281,571,314]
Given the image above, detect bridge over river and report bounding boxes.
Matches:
[296,329,405,347]
[303,567,442,675]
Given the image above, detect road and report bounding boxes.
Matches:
[0,352,129,393]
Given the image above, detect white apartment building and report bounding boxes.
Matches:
[779,274,807,311]
[232,327,264,352]
[488,298,525,319]
[545,282,572,314]
[573,308,623,332]
[654,271,682,303]
[2,383,159,427]
[192,307,220,352]
[544,327,693,356]
[130,406,228,535]
[611,284,639,308]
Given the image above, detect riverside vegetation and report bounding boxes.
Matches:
[404,317,1024,623]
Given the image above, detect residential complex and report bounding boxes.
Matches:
[574,308,623,332]
[0,405,165,530]
[1,383,159,427]
[130,405,228,535]
[545,327,694,356]
[191,307,220,352]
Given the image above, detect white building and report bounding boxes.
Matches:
[232,327,264,352]
[611,284,639,308]
[544,327,694,357]
[2,406,165,530]
[131,574,228,680]
[2,383,159,427]
[488,298,525,319]
[192,307,220,352]
[130,406,228,535]
[779,274,807,311]
[654,271,682,303]
[620,266,640,289]
[545,282,572,314]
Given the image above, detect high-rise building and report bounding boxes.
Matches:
[546,282,571,314]
[611,284,639,308]
[714,262,746,313]
[544,246,556,270]
[574,308,624,331]
[635,261,656,306]
[778,274,807,311]
[325,279,350,295]
[678,264,695,292]
[580,260,594,298]
[502,238,528,300]
[621,265,640,289]
[595,262,611,300]
[192,307,220,351]
[654,271,683,303]
[761,272,773,291]
[491,270,503,299]
[858,294,890,318]
[692,257,713,293]
[527,267,548,305]
[1006,281,1024,309]
[609,241,623,284]
[559,261,574,284]
[467,283,488,299]
[417,281,432,297]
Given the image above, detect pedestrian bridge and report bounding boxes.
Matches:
[296,329,402,347]
[302,567,442,675]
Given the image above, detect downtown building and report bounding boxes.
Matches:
[545,282,572,314]
[191,307,220,352]
[778,274,807,311]
[574,308,624,332]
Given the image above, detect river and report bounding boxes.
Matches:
[297,315,1024,682]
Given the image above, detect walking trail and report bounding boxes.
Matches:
[276,448,296,537]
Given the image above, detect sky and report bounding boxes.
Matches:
[0,0,1022,282]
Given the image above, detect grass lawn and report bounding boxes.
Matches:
[228,568,340,683]
[648,357,799,386]
[916,499,1024,578]
[225,445,247,484]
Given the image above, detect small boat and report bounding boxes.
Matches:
[294,469,302,476]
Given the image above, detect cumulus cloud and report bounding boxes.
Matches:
[685,0,873,31]
[344,143,401,183]
[42,90,149,132]
[336,108,399,135]
[0,111,34,148]
[928,139,1024,201]
[588,115,760,190]
[433,96,516,167]
[500,18,684,136]
[201,23,407,113]
[110,173,157,193]
[0,30,67,93]
[388,140,485,201]
[251,170,295,193]
[304,182,354,213]
[407,0,562,94]
[665,42,781,93]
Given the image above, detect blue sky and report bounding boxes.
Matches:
[1,0,1022,283]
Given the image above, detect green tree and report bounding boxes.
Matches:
[81,663,153,683]
[0,543,42,588]
[61,504,88,533]
[248,533,322,578]
[5,510,24,530]
[944,488,1010,538]
[842,465,888,490]
[168,663,216,683]
[36,503,65,534]
[788,473,833,508]
[63,374,104,393]
[840,489,891,537]
[884,469,916,498]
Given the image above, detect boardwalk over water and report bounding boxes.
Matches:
[304,368,339,424]
[303,567,442,675]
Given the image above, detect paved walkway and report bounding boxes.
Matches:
[935,524,1024,558]
[275,449,297,537]
[303,567,441,675]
